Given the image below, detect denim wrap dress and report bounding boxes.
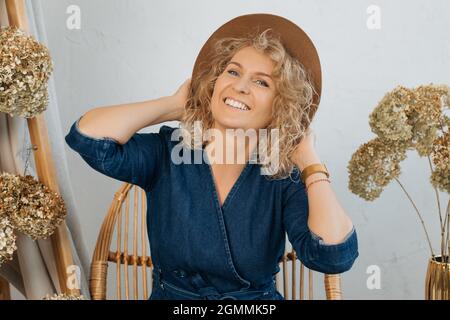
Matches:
[65,116,359,300]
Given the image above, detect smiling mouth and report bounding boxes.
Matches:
[222,97,251,111]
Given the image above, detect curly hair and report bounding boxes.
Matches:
[179,28,319,180]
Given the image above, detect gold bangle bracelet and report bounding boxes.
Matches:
[305,178,331,192]
[301,163,329,183]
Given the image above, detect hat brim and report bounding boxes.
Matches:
[192,13,322,117]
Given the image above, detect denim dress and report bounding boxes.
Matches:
[65,116,359,300]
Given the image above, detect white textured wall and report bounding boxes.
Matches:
[37,0,449,299]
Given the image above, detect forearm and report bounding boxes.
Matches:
[295,149,354,244]
[77,95,180,144]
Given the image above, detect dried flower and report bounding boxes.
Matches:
[0,215,17,266]
[430,131,450,194]
[42,293,85,300]
[352,83,449,198]
[347,137,408,201]
[369,84,449,157]
[348,83,450,257]
[0,26,53,118]
[0,172,66,240]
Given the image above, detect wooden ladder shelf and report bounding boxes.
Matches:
[1,0,80,295]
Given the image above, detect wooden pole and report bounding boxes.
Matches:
[4,0,79,295]
[0,276,11,300]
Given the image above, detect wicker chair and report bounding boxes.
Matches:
[89,183,343,300]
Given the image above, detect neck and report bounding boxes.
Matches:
[205,122,258,165]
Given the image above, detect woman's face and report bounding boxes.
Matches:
[210,46,276,132]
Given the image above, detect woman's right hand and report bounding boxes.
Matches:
[169,78,191,121]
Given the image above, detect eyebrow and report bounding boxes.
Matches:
[227,61,273,80]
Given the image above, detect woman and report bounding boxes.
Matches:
[65,14,358,300]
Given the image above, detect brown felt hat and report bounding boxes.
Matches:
[192,13,322,111]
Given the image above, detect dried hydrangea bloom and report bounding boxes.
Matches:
[0,172,66,240]
[0,215,17,266]
[369,86,414,143]
[0,173,21,212]
[0,26,53,118]
[430,132,450,194]
[351,84,450,200]
[369,84,450,157]
[347,137,408,201]
[42,293,85,300]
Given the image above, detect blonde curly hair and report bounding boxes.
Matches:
[180,28,319,180]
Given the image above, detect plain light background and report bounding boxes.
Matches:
[26,0,450,299]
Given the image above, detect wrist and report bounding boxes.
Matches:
[159,96,184,122]
[165,95,184,112]
[304,172,328,186]
[294,148,321,171]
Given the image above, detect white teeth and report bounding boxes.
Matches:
[225,98,249,111]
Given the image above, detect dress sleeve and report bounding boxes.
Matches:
[64,115,164,191]
[282,170,359,274]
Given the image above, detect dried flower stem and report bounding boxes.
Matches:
[394,177,435,256]
[443,200,449,262]
[427,156,444,231]
[445,199,450,263]
[427,155,445,259]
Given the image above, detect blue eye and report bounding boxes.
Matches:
[256,79,269,87]
[227,69,269,88]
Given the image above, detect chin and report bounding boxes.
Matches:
[210,111,240,128]
[214,118,248,130]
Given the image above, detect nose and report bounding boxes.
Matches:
[232,76,250,95]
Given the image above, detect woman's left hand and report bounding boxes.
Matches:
[290,127,317,164]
